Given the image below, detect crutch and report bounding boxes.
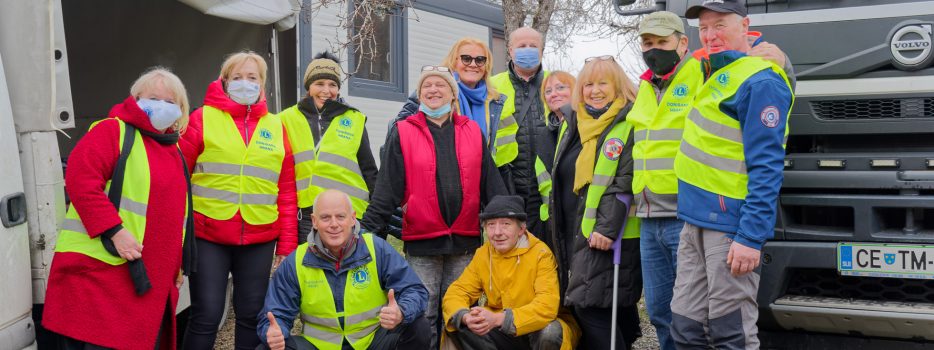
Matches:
[610,193,633,350]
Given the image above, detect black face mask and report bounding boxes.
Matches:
[642,48,682,76]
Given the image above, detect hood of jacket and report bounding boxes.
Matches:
[202,79,270,119]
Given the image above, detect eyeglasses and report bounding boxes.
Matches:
[459,55,488,66]
[422,65,451,72]
[584,55,616,63]
[544,84,569,95]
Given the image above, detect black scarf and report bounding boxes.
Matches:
[138,128,197,275]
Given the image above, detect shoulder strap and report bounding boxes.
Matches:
[101,122,153,295]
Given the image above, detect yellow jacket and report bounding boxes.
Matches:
[442,231,580,349]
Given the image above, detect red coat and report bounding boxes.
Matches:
[179,80,298,256]
[43,96,187,349]
[398,111,482,240]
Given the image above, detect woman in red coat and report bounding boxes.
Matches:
[179,51,297,349]
[43,67,194,349]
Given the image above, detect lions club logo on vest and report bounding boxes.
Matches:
[716,72,730,86]
[336,117,354,140]
[259,128,273,140]
[760,106,781,128]
[351,265,371,289]
[603,138,624,161]
[672,83,689,98]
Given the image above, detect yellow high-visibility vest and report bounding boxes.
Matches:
[489,71,550,167]
[280,105,369,215]
[297,234,387,350]
[674,57,793,199]
[580,120,640,239]
[630,57,702,196]
[192,106,284,225]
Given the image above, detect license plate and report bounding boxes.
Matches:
[838,242,934,280]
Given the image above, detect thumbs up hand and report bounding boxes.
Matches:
[379,289,404,330]
[266,312,285,350]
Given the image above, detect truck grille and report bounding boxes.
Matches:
[785,268,934,303]
[810,98,934,120]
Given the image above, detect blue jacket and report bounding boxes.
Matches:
[256,231,428,346]
[677,50,793,250]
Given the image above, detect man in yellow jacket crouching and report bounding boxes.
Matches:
[442,195,580,350]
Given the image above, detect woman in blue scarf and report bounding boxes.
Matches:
[389,37,506,150]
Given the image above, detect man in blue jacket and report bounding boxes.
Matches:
[256,189,430,350]
[670,1,794,349]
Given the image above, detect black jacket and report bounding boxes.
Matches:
[295,97,379,242]
[550,103,642,309]
[500,63,556,238]
[362,116,507,256]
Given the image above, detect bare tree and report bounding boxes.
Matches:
[304,0,417,77]
[501,0,559,47]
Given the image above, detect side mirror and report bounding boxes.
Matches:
[614,0,663,16]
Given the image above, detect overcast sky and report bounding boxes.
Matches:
[543,33,645,80]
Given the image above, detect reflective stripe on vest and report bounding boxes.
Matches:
[533,156,552,221]
[674,56,793,200]
[56,119,150,265]
[191,106,284,225]
[297,234,386,350]
[280,105,370,215]
[630,57,702,196]
[580,121,641,240]
[489,71,550,167]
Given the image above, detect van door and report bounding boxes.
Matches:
[0,52,37,348]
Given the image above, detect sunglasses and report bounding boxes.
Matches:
[584,55,616,63]
[459,55,488,66]
[422,65,452,72]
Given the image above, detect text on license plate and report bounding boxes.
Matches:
[838,243,934,280]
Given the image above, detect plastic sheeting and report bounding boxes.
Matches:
[179,0,302,30]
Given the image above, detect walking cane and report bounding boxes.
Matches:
[610,193,633,350]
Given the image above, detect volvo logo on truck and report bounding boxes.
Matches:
[889,21,934,71]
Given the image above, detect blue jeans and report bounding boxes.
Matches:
[640,217,684,350]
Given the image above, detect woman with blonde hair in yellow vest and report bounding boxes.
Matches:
[551,56,642,350]
[43,67,194,349]
[180,51,298,349]
[279,51,378,244]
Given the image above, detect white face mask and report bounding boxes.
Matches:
[227,79,261,105]
[137,98,182,130]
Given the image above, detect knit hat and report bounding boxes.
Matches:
[479,195,527,221]
[416,66,459,97]
[303,52,342,90]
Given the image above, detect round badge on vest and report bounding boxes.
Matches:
[603,138,624,160]
[351,266,372,289]
[673,83,689,98]
[716,72,730,86]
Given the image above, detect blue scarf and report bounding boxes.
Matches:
[454,72,489,134]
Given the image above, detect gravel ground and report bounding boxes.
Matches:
[213,235,660,349]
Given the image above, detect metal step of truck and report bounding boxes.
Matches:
[771,294,934,340]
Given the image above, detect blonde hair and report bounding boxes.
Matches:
[130,67,190,133]
[441,37,499,100]
[219,51,268,87]
[572,59,638,109]
[540,70,576,112]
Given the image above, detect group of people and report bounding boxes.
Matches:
[41,0,795,349]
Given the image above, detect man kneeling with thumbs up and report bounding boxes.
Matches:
[257,189,430,350]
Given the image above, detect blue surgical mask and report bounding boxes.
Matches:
[513,47,541,69]
[137,98,182,130]
[227,79,261,105]
[419,103,452,119]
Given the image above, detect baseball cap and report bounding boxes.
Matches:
[685,0,748,19]
[639,11,685,37]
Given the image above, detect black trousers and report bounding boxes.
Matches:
[256,316,430,350]
[183,239,276,350]
[574,305,642,350]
